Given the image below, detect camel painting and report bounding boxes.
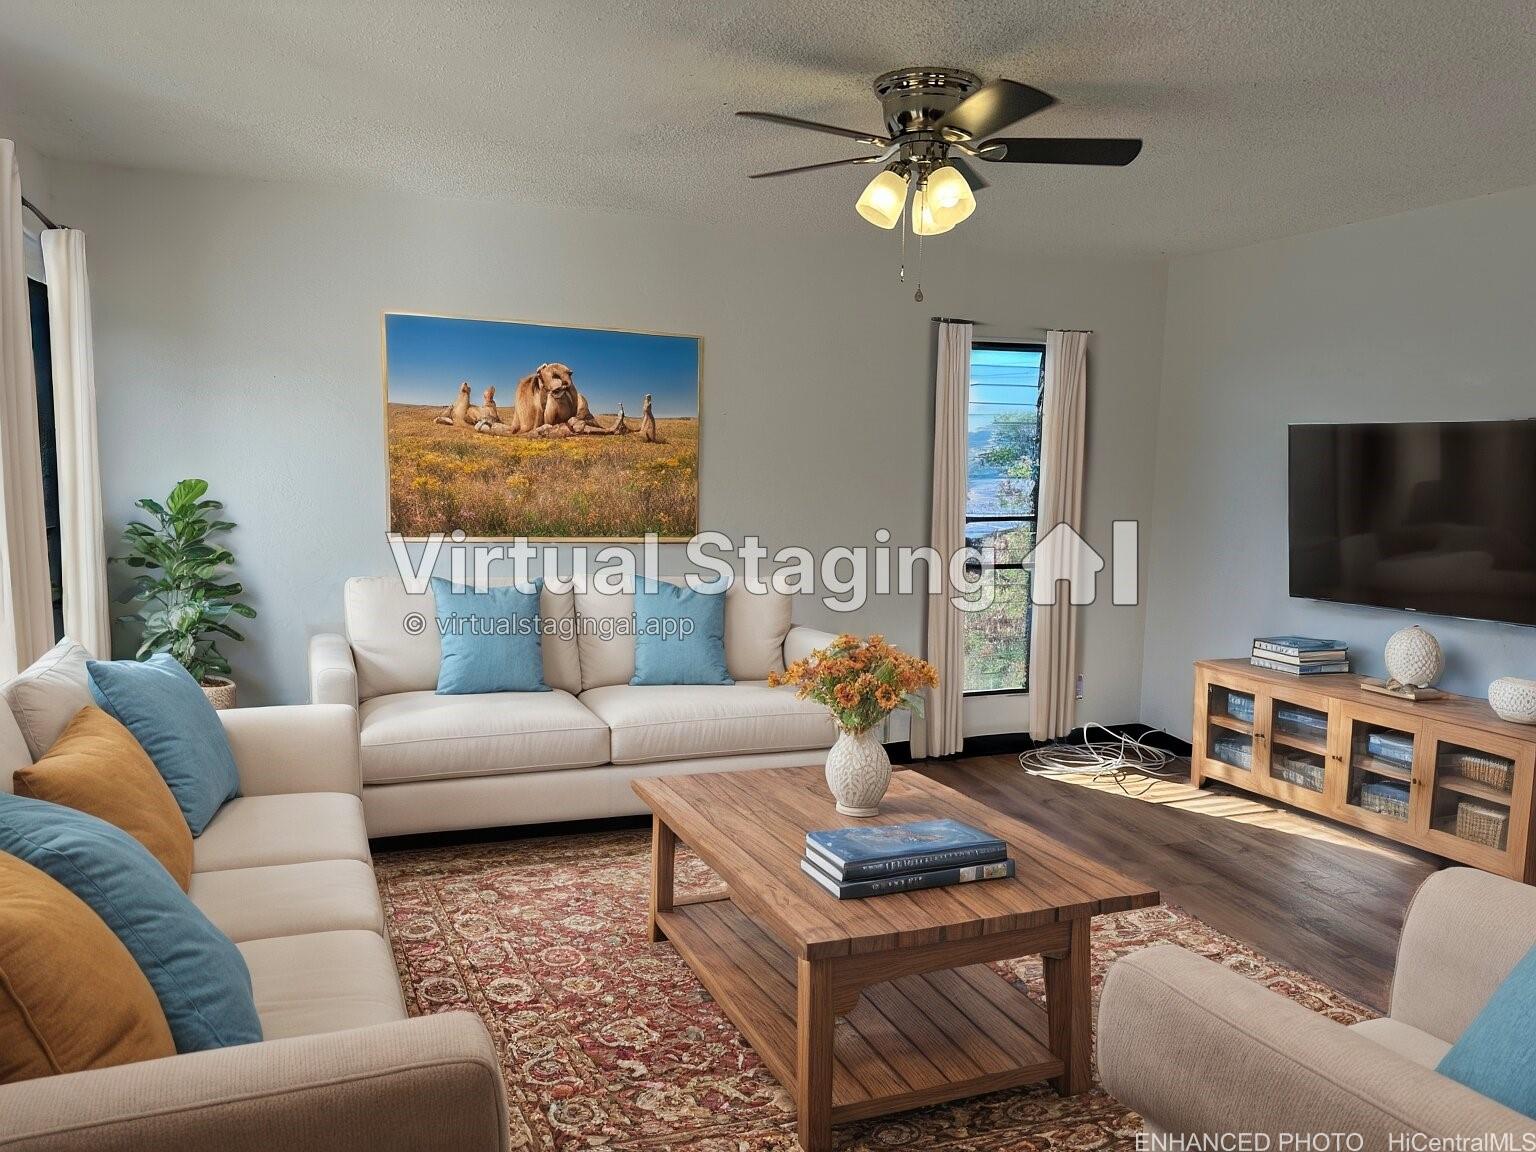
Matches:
[384,312,700,539]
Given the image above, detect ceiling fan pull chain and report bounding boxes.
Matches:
[898,201,908,283]
[914,230,925,303]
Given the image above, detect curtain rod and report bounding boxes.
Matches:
[20,195,62,231]
[931,317,1094,333]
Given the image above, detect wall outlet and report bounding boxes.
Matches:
[1075,673,1085,700]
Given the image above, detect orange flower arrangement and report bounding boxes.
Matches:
[768,634,938,735]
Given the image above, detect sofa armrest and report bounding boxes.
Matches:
[1391,867,1536,1043]
[309,633,359,709]
[1098,945,1536,1146]
[219,704,361,797]
[783,625,840,666]
[0,1012,507,1152]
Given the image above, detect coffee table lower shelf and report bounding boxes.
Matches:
[654,897,1065,1125]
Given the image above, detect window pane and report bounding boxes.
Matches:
[967,346,1042,517]
[964,520,1035,567]
[961,568,1031,693]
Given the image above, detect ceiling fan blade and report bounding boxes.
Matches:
[747,156,882,179]
[736,111,889,147]
[936,79,1056,140]
[947,156,990,192]
[979,138,1143,166]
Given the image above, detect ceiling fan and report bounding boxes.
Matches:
[737,68,1142,236]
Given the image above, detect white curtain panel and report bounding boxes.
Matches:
[43,229,111,658]
[919,320,972,758]
[1029,329,1089,741]
[0,140,54,678]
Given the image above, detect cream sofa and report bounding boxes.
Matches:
[0,690,506,1152]
[1098,867,1536,1146]
[309,577,839,836]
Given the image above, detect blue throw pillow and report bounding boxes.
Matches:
[0,792,261,1052]
[432,577,549,694]
[87,654,240,836]
[1438,944,1536,1117]
[631,579,734,686]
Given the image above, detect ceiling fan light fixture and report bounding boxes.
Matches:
[925,163,976,228]
[855,167,909,229]
[912,183,954,236]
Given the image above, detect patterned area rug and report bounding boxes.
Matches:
[374,829,1372,1151]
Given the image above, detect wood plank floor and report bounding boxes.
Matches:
[915,754,1442,1012]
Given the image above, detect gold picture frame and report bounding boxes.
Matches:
[381,310,703,542]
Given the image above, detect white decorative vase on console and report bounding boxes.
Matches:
[825,728,892,818]
[1384,625,1444,688]
[1489,677,1536,724]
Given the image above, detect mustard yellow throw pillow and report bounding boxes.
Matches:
[14,706,195,890]
[0,851,176,1082]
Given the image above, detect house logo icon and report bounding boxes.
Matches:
[1021,521,1138,606]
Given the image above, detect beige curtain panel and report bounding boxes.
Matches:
[920,319,972,758]
[43,228,111,658]
[1029,329,1089,741]
[0,140,54,678]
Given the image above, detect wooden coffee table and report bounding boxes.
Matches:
[632,764,1159,1152]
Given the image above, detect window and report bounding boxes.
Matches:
[28,276,63,640]
[963,343,1044,694]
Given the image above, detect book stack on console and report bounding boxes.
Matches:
[1250,635,1350,675]
[800,819,1014,900]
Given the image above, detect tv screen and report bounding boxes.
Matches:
[1289,420,1536,626]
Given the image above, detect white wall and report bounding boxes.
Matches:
[1142,184,1536,738]
[47,162,1168,721]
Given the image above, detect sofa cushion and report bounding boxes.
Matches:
[1,638,93,760]
[239,930,406,1041]
[432,577,548,694]
[725,585,791,681]
[632,579,732,686]
[576,581,792,690]
[1438,944,1536,1118]
[1348,1017,1451,1068]
[344,575,581,699]
[190,859,385,943]
[0,704,28,793]
[0,850,175,1082]
[0,792,262,1053]
[88,654,241,836]
[15,705,194,889]
[193,792,371,872]
[574,585,636,690]
[579,682,836,765]
[358,689,609,785]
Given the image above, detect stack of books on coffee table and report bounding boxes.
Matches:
[800,818,1014,900]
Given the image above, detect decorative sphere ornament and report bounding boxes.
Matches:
[1384,625,1443,688]
[1489,677,1536,724]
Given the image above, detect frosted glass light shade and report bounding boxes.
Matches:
[855,169,908,229]
[912,185,954,236]
[925,164,976,228]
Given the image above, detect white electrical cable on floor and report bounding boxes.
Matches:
[1017,722,1181,797]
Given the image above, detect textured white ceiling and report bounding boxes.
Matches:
[4,1,1536,257]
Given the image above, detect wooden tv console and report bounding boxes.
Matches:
[1193,659,1536,883]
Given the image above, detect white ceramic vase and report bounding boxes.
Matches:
[1489,677,1536,724]
[1384,625,1443,688]
[825,727,892,818]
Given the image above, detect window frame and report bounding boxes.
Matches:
[963,339,1046,697]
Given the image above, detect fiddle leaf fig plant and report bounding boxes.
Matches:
[113,478,256,685]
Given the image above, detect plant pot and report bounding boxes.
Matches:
[201,677,236,711]
[824,727,891,818]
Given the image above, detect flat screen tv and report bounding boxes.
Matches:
[1289,420,1536,627]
